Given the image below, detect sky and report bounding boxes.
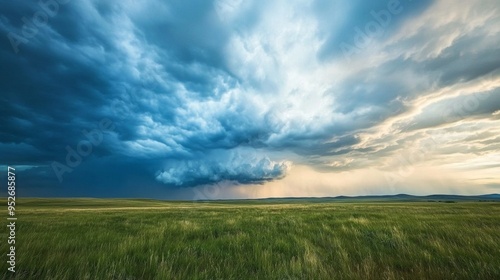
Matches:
[1,0,499,200]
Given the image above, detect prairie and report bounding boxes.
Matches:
[1,199,499,279]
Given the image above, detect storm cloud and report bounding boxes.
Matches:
[1,0,499,198]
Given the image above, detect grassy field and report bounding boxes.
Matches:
[1,199,500,279]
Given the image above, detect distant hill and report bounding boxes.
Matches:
[479,194,500,199]
[207,194,500,203]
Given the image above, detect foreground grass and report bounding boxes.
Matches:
[1,199,499,279]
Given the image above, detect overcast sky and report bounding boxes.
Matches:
[1,0,499,199]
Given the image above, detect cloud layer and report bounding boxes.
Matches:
[1,0,499,198]
[156,151,291,186]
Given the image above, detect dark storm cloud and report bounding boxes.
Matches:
[1,0,499,197]
[0,0,291,193]
[156,152,290,187]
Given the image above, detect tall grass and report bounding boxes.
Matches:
[1,199,499,279]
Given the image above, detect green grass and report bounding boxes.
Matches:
[1,199,500,279]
